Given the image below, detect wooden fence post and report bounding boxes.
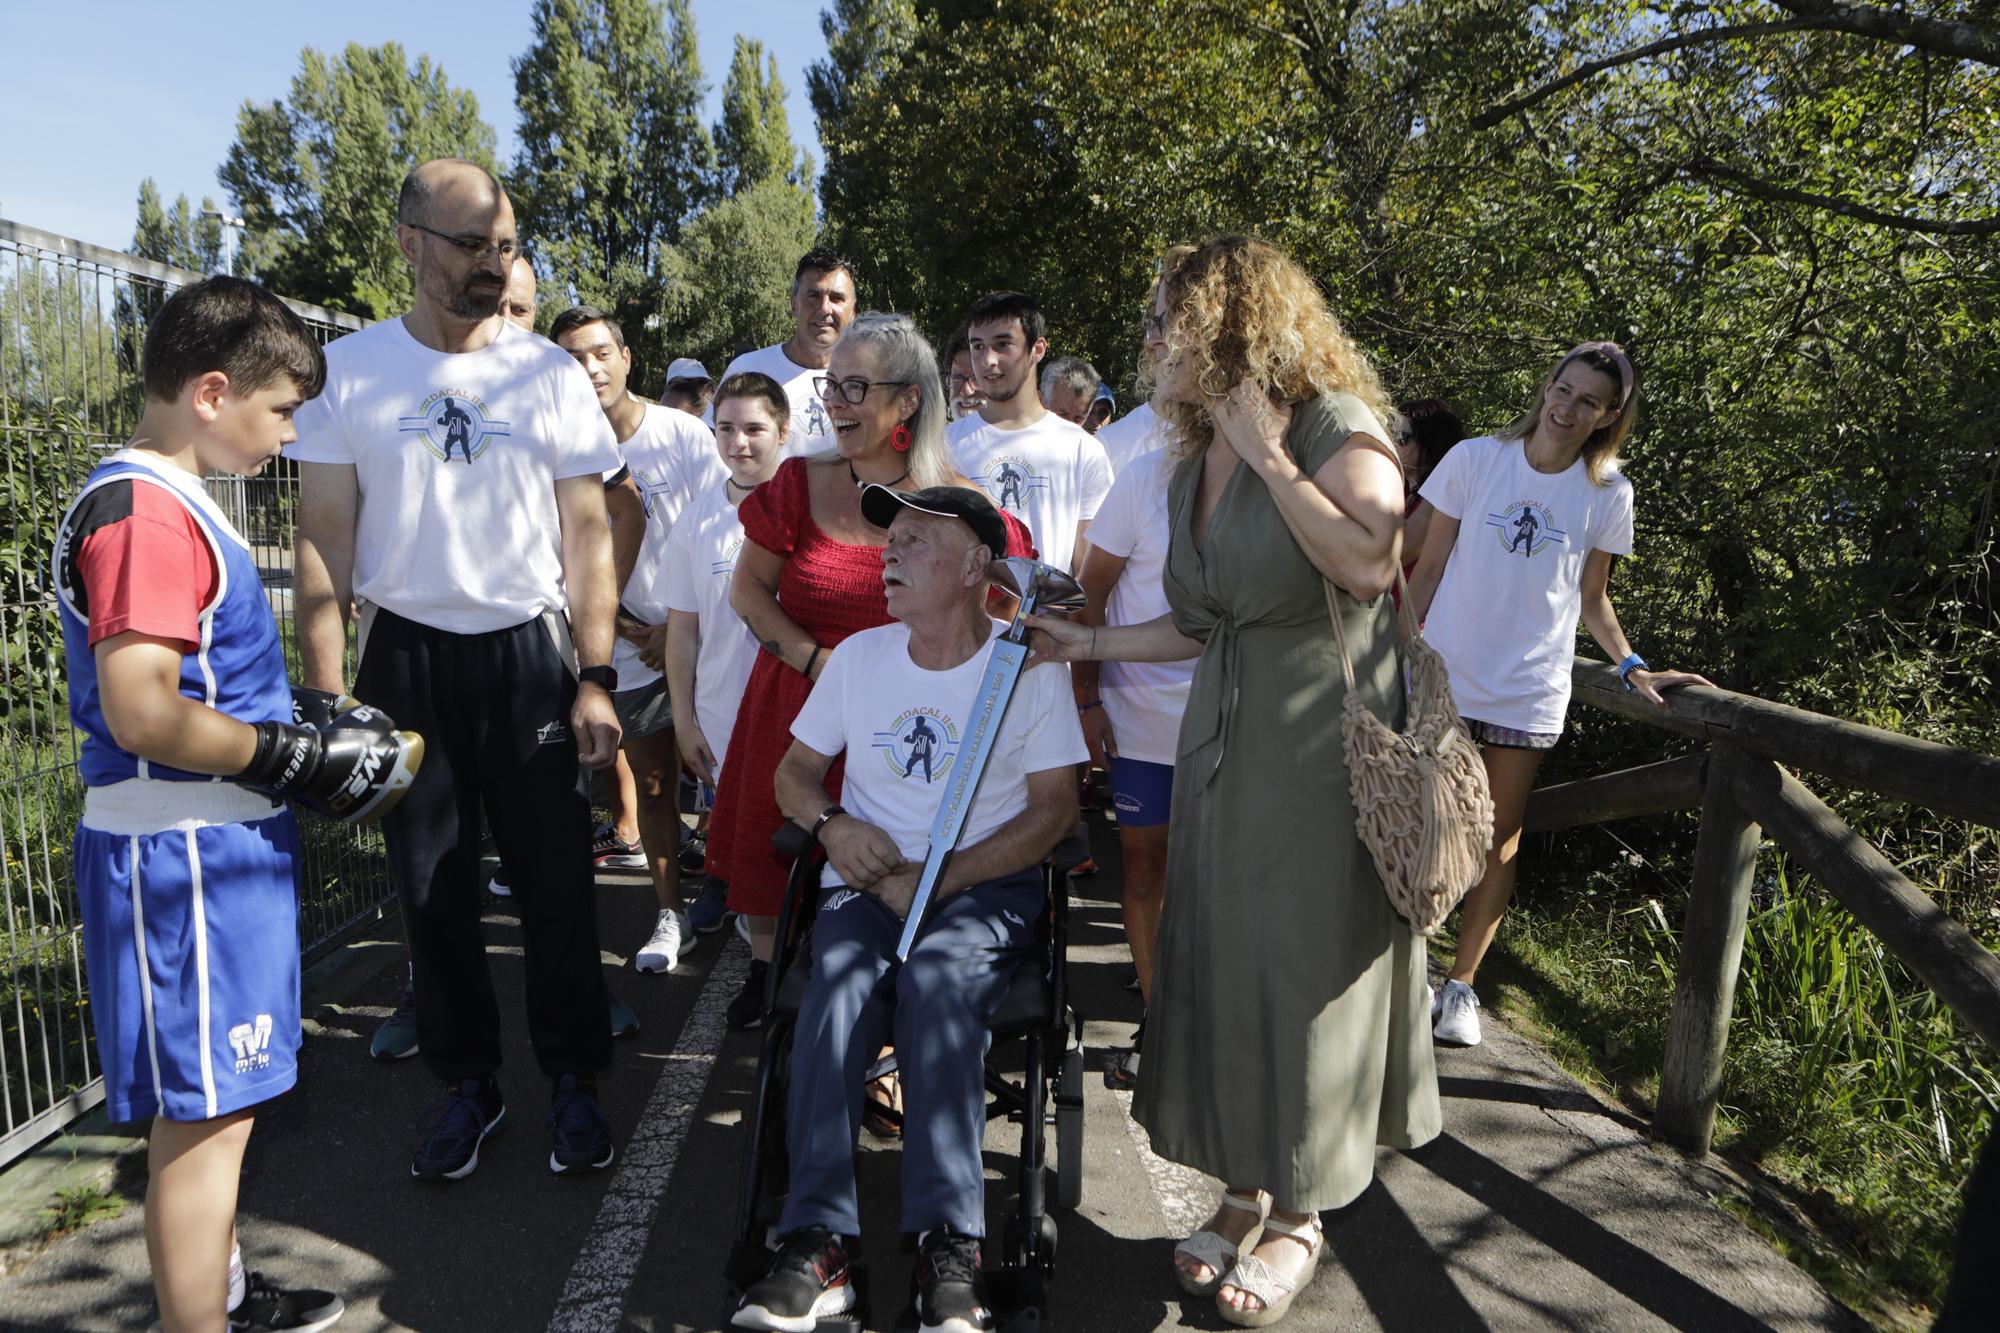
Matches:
[1655,742,1762,1153]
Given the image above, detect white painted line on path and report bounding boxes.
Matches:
[546,937,749,1332]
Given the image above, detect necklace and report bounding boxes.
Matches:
[726,476,755,495]
[849,459,911,490]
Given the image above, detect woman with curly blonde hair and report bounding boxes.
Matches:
[1033,236,1440,1326]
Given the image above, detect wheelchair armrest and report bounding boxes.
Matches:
[771,819,820,862]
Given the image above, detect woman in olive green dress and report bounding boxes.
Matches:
[1032,237,1439,1327]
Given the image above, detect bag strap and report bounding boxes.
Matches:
[1323,565,1422,696]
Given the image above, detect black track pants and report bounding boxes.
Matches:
[356,607,611,1082]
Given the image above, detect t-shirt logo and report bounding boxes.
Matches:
[1485,501,1567,558]
[710,534,743,578]
[398,391,512,464]
[979,456,1047,514]
[634,468,674,519]
[873,706,960,783]
[798,395,833,440]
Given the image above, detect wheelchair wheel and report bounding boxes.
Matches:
[1054,1042,1084,1211]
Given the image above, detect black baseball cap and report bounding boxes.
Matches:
[860,484,1008,560]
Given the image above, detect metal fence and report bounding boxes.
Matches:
[0,219,393,1168]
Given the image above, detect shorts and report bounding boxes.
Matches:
[74,780,304,1123]
[1461,717,1561,751]
[1110,757,1174,828]
[613,677,672,740]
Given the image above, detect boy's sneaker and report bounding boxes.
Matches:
[412,1078,506,1180]
[369,977,419,1060]
[686,875,731,934]
[592,822,647,869]
[726,959,769,1030]
[1433,979,1483,1047]
[488,864,512,897]
[731,1226,856,1330]
[914,1228,994,1333]
[609,993,640,1037]
[635,909,694,973]
[227,1271,345,1332]
[548,1073,614,1174]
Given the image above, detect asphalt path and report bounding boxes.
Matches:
[0,814,1862,1332]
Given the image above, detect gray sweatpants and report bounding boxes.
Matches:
[777,867,1043,1238]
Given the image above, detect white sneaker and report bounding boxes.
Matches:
[1433,979,1482,1046]
[734,912,751,946]
[635,910,693,974]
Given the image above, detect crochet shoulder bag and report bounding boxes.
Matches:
[1323,571,1495,935]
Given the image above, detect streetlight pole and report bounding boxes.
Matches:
[200,210,246,276]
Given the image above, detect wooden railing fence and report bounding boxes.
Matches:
[1522,659,2000,1153]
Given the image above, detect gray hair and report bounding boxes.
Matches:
[832,312,955,488]
[1040,355,1099,404]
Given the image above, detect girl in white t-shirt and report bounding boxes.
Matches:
[1407,342,1710,1049]
[664,372,789,934]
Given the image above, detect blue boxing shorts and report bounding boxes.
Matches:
[74,780,304,1123]
[1109,757,1174,829]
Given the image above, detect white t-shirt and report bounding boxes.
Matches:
[1419,434,1636,732]
[948,411,1113,572]
[710,342,837,454]
[662,480,758,771]
[614,404,725,687]
[1084,449,1192,766]
[288,318,620,634]
[792,620,1089,889]
[1094,402,1165,478]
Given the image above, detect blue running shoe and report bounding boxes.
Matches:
[412,1079,506,1180]
[370,973,419,1061]
[548,1074,614,1174]
[686,875,730,935]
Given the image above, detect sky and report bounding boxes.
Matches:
[0,0,828,252]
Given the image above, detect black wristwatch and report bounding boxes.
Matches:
[579,664,619,692]
[810,804,846,841]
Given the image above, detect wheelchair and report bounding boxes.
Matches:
[723,819,1086,1331]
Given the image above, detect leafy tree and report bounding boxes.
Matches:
[219,42,497,318]
[657,176,820,371]
[510,0,714,371]
[131,179,224,274]
[716,36,813,195]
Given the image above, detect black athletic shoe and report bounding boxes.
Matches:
[411,1078,506,1180]
[732,1227,856,1330]
[548,1073,614,1173]
[226,1272,345,1331]
[914,1229,994,1333]
[679,829,708,874]
[726,960,769,1030]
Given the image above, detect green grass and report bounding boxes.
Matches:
[37,1181,124,1238]
[1469,854,1995,1329]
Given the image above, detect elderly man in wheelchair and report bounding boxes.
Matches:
[731,485,1086,1333]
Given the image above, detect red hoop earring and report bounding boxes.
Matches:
[890,423,913,453]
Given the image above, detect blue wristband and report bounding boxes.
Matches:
[1618,653,1648,689]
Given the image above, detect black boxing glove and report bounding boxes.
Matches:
[238,698,425,824]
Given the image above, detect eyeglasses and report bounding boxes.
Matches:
[1144,312,1167,338]
[815,375,911,405]
[948,372,979,392]
[406,221,519,263]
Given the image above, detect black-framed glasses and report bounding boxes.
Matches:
[1144,312,1167,338]
[948,372,979,392]
[406,221,519,263]
[815,374,911,405]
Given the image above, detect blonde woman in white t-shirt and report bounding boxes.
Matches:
[1406,342,1711,1049]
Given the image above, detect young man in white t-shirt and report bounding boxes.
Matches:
[948,291,1114,575]
[553,305,725,975]
[732,486,1085,1333]
[292,160,626,1182]
[708,249,858,454]
[663,371,789,935]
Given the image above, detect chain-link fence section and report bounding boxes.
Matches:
[0,219,390,1167]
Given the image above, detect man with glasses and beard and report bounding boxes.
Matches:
[291,159,627,1183]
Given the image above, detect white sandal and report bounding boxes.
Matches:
[1216,1210,1324,1328]
[1173,1189,1270,1296]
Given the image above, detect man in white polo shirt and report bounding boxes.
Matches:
[291,159,625,1182]
[948,291,1113,574]
[708,249,857,453]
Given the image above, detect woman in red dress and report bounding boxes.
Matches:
[712,311,1034,1035]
